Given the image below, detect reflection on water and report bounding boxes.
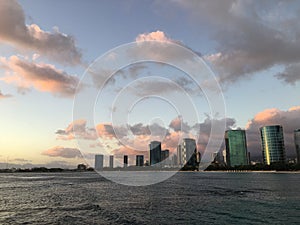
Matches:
[0,172,299,224]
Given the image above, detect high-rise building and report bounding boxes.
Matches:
[179,138,198,167]
[225,130,249,167]
[294,129,300,163]
[124,155,128,168]
[95,154,104,170]
[211,152,218,163]
[260,125,286,165]
[196,151,201,165]
[149,141,162,165]
[222,149,227,164]
[177,144,183,166]
[161,149,170,161]
[172,154,178,167]
[109,155,114,168]
[211,151,224,164]
[136,155,144,166]
[161,149,170,167]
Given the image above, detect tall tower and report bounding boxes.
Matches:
[294,129,300,163]
[260,125,286,165]
[149,141,162,166]
[95,154,104,170]
[225,130,248,167]
[109,155,114,168]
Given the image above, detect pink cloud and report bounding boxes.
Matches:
[136,30,172,42]
[169,116,192,133]
[112,146,148,160]
[162,131,182,153]
[56,119,97,140]
[55,116,237,158]
[0,55,79,97]
[129,30,195,63]
[246,106,300,158]
[289,106,300,112]
[250,108,280,124]
[96,123,117,139]
[42,146,82,158]
[0,90,12,99]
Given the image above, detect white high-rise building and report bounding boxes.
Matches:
[178,138,197,167]
[222,149,227,164]
[177,144,183,166]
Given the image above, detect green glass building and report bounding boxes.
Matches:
[225,130,249,167]
[260,125,286,165]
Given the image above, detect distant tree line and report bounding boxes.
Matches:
[205,162,300,171]
[1,162,299,173]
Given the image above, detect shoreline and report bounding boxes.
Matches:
[1,170,300,174]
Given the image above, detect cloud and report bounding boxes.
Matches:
[111,117,236,157]
[96,123,122,139]
[110,117,235,156]
[196,117,237,153]
[88,67,116,89]
[62,109,299,160]
[129,123,151,136]
[56,119,97,140]
[275,62,300,85]
[129,122,169,139]
[57,116,236,158]
[162,130,182,151]
[136,30,173,43]
[13,158,31,163]
[171,0,300,85]
[0,55,79,97]
[124,75,201,97]
[169,116,191,132]
[56,121,126,141]
[112,146,148,159]
[127,79,178,97]
[42,146,82,158]
[89,31,207,96]
[246,106,300,158]
[0,90,12,99]
[129,30,195,63]
[0,0,82,65]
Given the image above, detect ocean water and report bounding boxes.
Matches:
[0,172,299,224]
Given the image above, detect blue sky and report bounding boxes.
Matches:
[0,0,300,168]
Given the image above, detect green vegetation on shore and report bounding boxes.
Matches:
[205,162,300,171]
[0,162,299,173]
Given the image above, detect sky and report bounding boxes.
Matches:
[0,0,300,168]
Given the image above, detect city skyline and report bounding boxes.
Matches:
[1,1,300,169]
[92,124,298,169]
